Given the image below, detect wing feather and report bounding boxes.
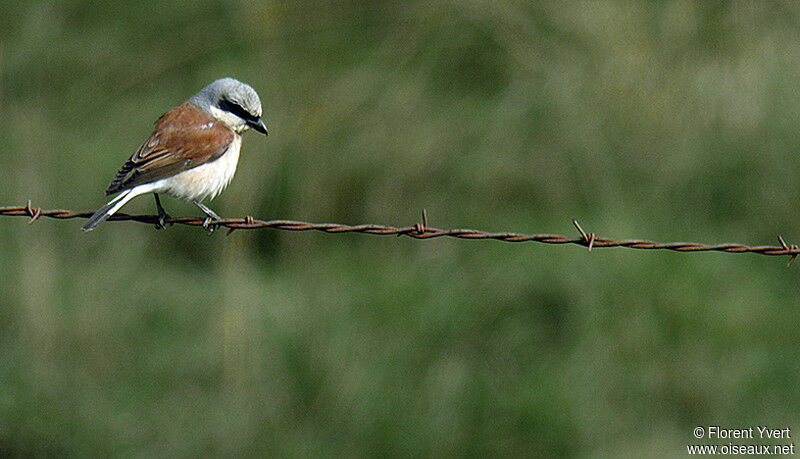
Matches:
[106,102,234,195]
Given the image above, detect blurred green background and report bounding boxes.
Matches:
[2,1,800,456]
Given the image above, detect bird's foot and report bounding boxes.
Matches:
[202,216,222,234]
[155,209,172,230]
[153,193,173,230]
[193,200,222,235]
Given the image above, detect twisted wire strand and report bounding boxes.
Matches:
[2,202,799,264]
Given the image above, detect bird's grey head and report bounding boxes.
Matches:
[191,77,268,135]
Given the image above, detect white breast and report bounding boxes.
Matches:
[152,135,242,201]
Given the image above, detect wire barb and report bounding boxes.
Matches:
[414,209,428,235]
[2,202,800,265]
[778,235,798,268]
[572,219,595,252]
[25,200,42,224]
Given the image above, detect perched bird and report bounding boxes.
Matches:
[82,77,267,232]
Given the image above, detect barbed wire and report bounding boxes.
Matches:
[2,201,799,266]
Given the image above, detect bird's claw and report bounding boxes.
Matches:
[155,211,172,230]
[202,217,221,234]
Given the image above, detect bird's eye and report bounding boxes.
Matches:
[218,97,258,122]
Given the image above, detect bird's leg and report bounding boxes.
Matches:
[153,193,172,230]
[193,200,222,232]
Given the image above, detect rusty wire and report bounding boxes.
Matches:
[2,201,800,265]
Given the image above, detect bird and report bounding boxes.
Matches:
[81,77,267,232]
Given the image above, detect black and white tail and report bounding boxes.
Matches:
[82,188,141,231]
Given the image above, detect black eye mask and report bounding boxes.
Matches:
[218,97,259,123]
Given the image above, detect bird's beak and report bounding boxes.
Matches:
[248,118,268,136]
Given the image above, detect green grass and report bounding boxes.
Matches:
[2,1,800,456]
